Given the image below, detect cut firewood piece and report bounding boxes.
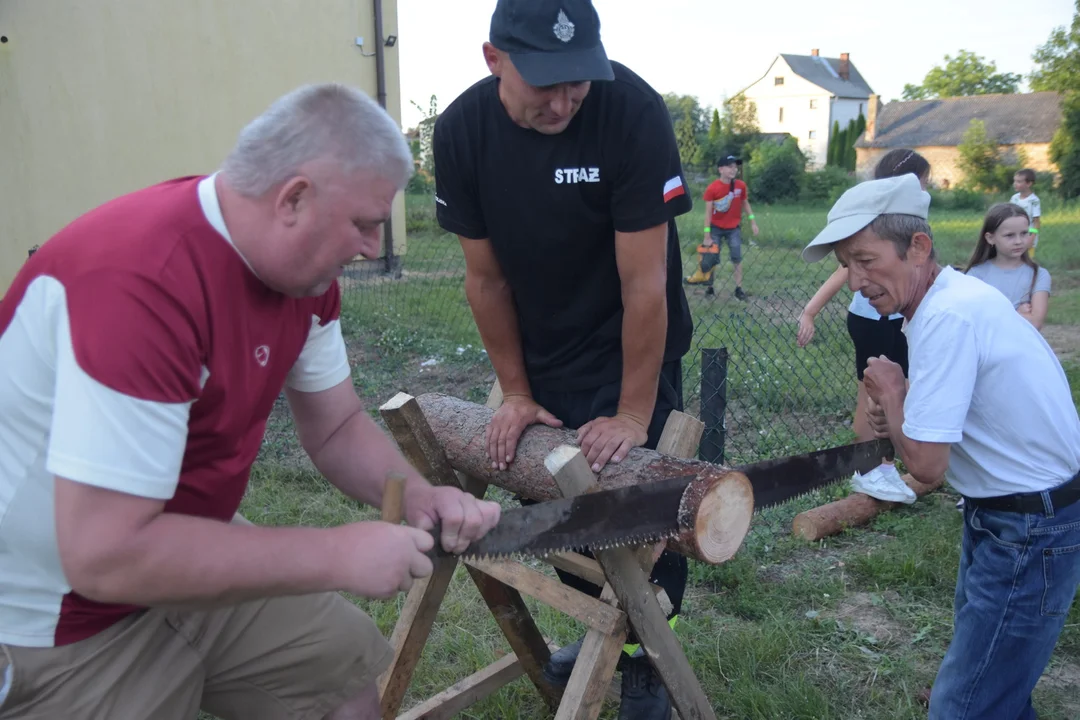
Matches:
[415,393,753,564]
[792,473,945,542]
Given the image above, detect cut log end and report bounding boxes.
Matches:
[676,472,754,564]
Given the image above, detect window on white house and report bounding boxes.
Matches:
[809,130,817,139]
[809,99,818,109]
[779,107,784,122]
[859,103,864,114]
[774,76,784,86]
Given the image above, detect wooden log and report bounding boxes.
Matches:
[414,393,753,565]
[792,473,945,542]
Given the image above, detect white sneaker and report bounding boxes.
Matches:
[851,463,917,504]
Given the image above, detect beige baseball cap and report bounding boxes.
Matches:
[801,174,931,263]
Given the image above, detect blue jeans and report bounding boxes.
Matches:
[929,483,1080,719]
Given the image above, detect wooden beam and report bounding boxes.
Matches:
[396,641,559,720]
[546,446,718,720]
[462,564,562,710]
[376,398,466,717]
[554,627,627,720]
[376,388,560,716]
[465,557,627,635]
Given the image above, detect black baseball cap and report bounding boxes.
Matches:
[718,155,743,167]
[489,0,615,87]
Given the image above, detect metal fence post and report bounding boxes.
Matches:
[699,347,728,465]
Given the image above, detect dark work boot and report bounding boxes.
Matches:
[618,654,672,720]
[542,637,584,687]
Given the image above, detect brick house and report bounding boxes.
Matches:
[854,92,1063,188]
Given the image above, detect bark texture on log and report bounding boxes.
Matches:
[791,473,944,542]
[414,393,753,565]
[417,392,738,499]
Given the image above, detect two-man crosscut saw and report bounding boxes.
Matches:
[429,437,893,560]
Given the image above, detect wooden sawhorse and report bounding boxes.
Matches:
[376,386,717,720]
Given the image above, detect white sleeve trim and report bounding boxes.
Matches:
[286,318,351,393]
[47,304,189,500]
[901,421,962,445]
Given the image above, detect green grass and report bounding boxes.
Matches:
[197,193,1080,720]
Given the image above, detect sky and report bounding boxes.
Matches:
[396,0,1076,129]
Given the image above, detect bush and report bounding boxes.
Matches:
[799,166,856,204]
[748,138,807,204]
[1034,170,1058,194]
[404,191,439,234]
[927,187,990,211]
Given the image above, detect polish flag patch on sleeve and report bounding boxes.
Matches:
[663,175,686,202]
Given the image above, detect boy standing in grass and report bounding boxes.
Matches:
[686,155,759,299]
[1011,168,1042,258]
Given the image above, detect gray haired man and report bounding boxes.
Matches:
[0,83,500,720]
[802,174,1080,719]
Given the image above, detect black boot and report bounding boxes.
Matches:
[542,636,584,687]
[618,654,672,719]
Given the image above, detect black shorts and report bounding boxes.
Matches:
[846,312,909,381]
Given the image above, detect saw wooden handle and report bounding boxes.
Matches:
[381,472,406,524]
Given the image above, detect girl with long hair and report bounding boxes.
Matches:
[964,203,1051,330]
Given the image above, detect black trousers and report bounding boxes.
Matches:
[524,359,689,620]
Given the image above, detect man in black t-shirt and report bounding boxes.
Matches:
[433,1,692,717]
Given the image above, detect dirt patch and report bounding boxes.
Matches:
[829,591,905,645]
[1042,324,1080,364]
[1036,660,1080,714]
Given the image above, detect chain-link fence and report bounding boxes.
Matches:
[341,198,864,465]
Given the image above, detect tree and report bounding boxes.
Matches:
[662,93,708,137]
[1051,92,1080,197]
[1030,0,1080,93]
[830,126,848,168]
[719,93,759,137]
[707,109,722,143]
[406,94,439,194]
[827,120,841,166]
[957,119,1001,191]
[749,137,807,203]
[674,115,700,170]
[902,50,1021,100]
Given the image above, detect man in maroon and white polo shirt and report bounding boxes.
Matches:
[0,83,500,720]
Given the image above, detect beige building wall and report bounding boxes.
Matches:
[856,143,1055,188]
[0,0,406,294]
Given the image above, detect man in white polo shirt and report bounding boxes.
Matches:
[801,173,1080,720]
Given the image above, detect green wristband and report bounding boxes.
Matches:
[748,214,755,220]
[704,227,711,232]
[1030,228,1040,234]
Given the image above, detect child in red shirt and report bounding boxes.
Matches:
[686,155,759,299]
